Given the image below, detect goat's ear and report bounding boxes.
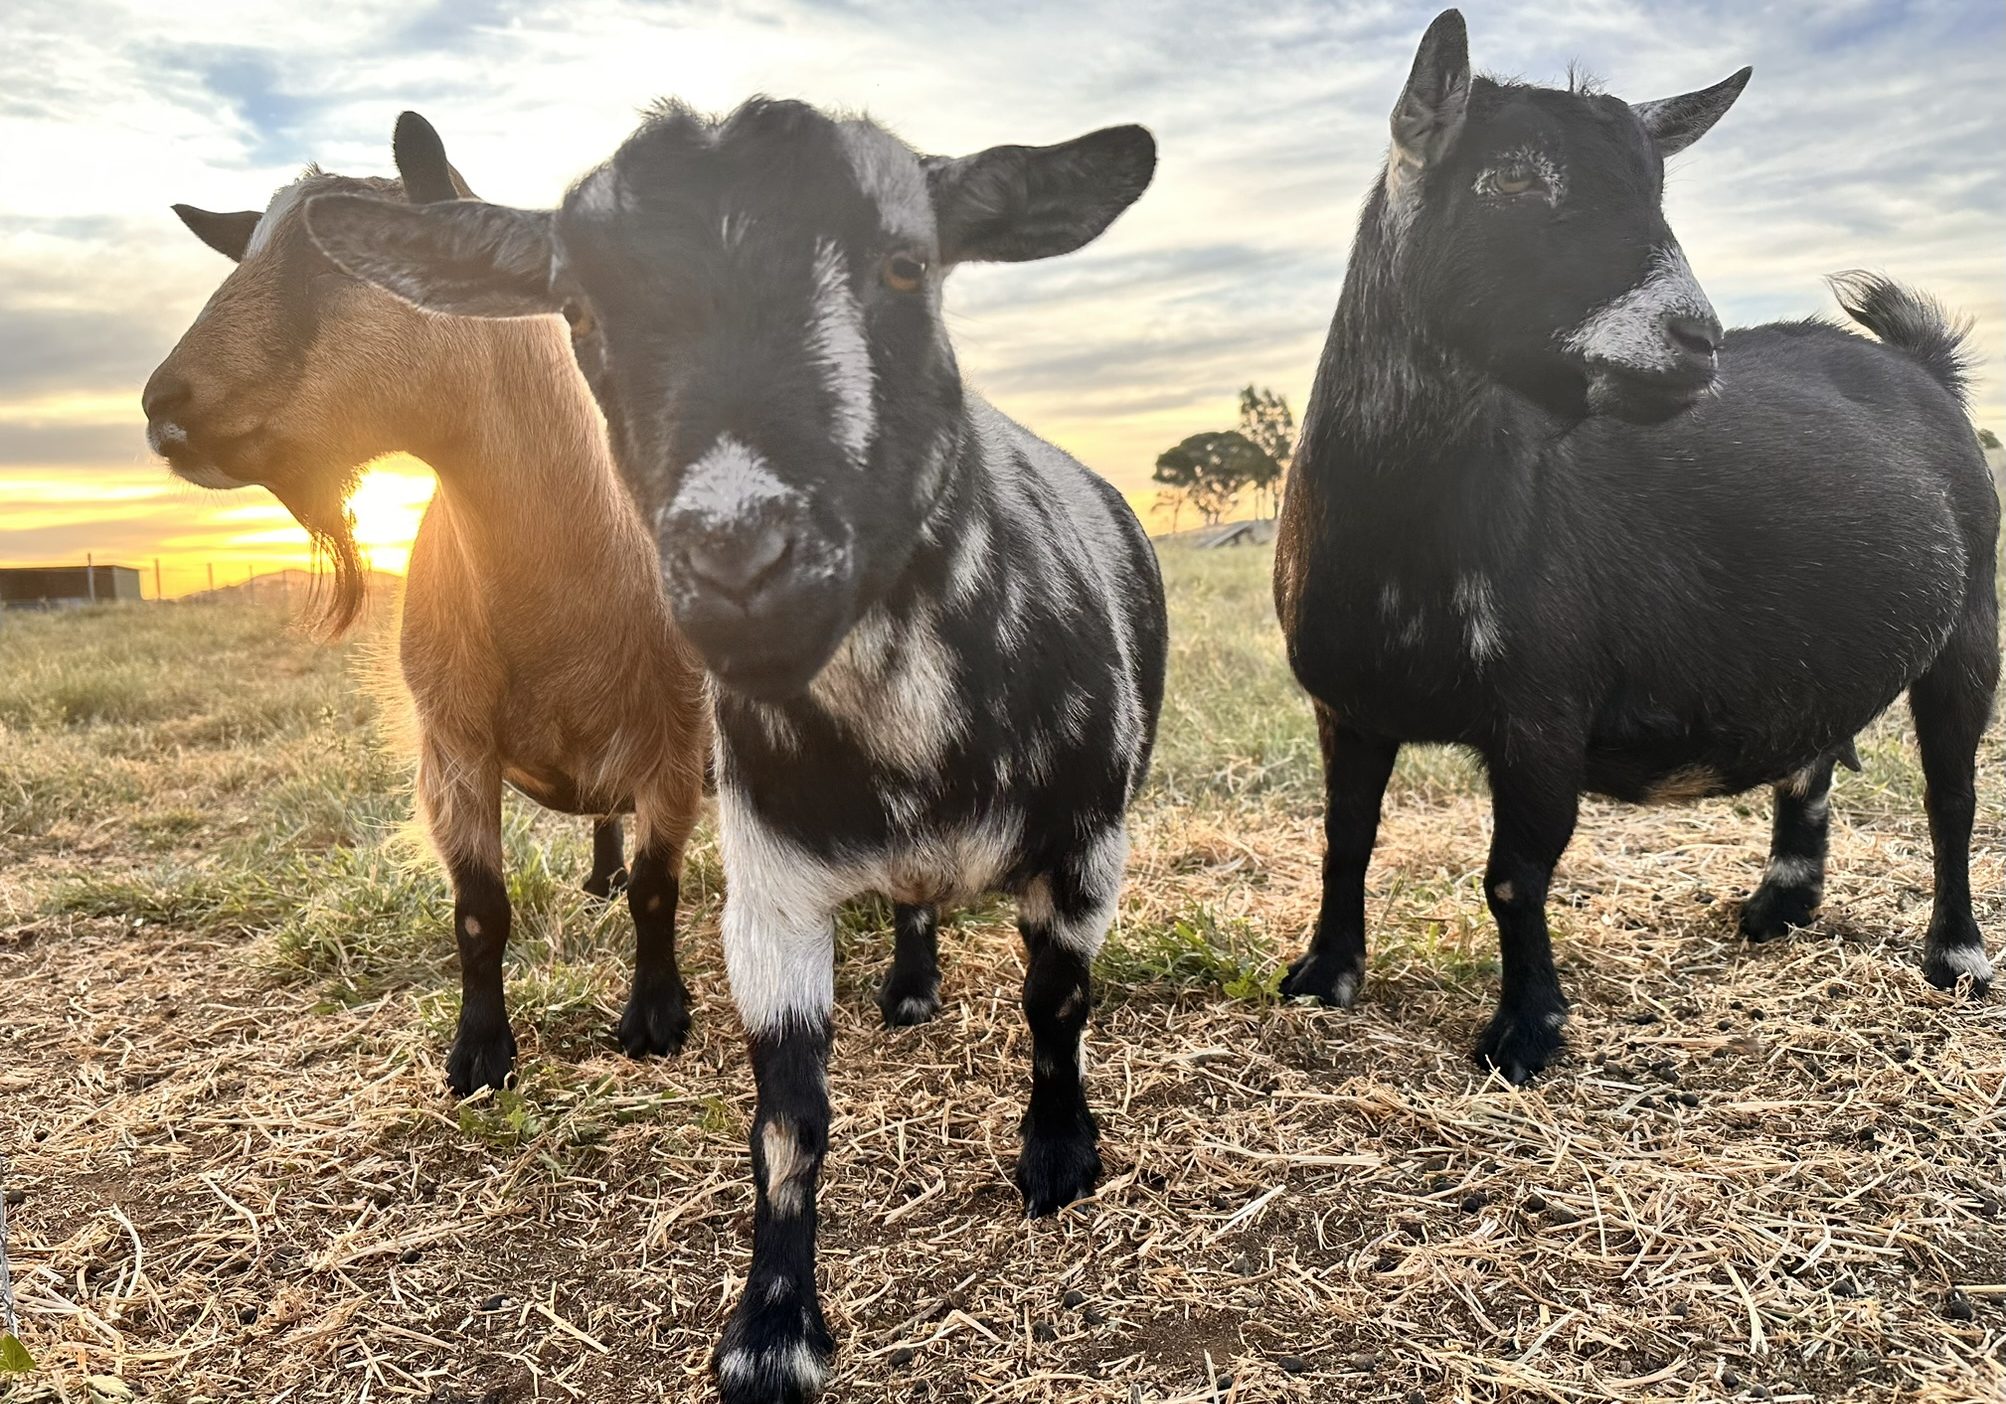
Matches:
[1389,9,1470,191]
[393,110,476,204]
[173,204,262,262]
[924,125,1155,265]
[1633,68,1751,157]
[303,194,558,318]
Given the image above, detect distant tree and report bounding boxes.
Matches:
[1154,430,1280,526]
[1154,488,1187,535]
[1236,385,1295,518]
[1980,427,2002,450]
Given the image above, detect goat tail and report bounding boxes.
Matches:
[1827,270,1977,409]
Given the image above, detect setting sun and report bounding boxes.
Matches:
[345,458,434,576]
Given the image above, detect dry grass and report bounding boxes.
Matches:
[1,549,2001,1404]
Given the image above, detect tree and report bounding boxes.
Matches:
[1237,385,1295,518]
[1153,430,1281,526]
[1980,427,2001,450]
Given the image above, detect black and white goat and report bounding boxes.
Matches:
[1274,10,1998,1082]
[304,100,1167,1404]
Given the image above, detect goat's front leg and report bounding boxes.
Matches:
[1281,706,1399,1006]
[875,902,943,1027]
[1475,741,1581,1084]
[419,745,514,1095]
[714,864,838,1403]
[1015,826,1126,1215]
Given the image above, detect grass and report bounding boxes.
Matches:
[0,548,2002,1404]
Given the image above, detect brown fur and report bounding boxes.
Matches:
[148,170,707,889]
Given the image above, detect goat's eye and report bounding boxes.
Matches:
[1489,166,1541,197]
[881,253,927,293]
[562,299,596,338]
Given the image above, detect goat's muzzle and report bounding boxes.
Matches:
[658,507,853,702]
[1582,310,1721,424]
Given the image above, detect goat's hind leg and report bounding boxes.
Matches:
[582,816,627,900]
[1741,755,1838,942]
[1911,602,1998,993]
[875,902,943,1027]
[619,777,701,1058]
[1014,827,1125,1216]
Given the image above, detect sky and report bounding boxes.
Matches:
[1,0,2000,596]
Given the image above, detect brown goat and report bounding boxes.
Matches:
[140,121,712,1095]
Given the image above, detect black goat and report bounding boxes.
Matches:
[1275,9,1998,1082]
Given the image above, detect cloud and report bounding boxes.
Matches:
[0,0,2000,582]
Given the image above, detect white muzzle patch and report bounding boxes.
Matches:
[1562,245,1715,374]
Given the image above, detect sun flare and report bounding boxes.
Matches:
[342,457,434,576]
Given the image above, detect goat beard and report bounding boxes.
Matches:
[269,470,367,639]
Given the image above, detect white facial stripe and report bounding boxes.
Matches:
[667,435,798,527]
[1562,245,1715,373]
[836,121,935,246]
[247,179,309,257]
[809,240,875,467]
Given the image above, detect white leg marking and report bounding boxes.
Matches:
[1764,854,1823,889]
[716,785,843,1036]
[761,1118,810,1219]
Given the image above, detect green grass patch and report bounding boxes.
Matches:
[1100,900,1278,1002]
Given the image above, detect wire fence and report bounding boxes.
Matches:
[0,556,391,607]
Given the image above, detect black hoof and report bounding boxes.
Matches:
[874,972,942,1028]
[1739,880,1821,943]
[1277,950,1362,1007]
[1474,1001,1566,1085]
[1016,1112,1102,1216]
[581,867,628,901]
[715,1283,833,1404]
[446,1020,517,1095]
[617,978,692,1058]
[1922,919,1993,994]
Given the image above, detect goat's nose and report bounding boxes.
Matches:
[142,370,193,424]
[679,521,795,605]
[1661,311,1722,366]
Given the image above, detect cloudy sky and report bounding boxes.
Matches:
[2,0,2000,594]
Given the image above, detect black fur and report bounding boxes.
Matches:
[301,100,1166,1401]
[619,840,690,1057]
[582,815,627,899]
[446,859,514,1095]
[1276,16,1998,1083]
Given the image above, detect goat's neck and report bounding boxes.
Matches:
[404,323,615,530]
[1293,218,1528,562]
[873,411,993,623]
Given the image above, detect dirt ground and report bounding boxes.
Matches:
[1,549,2001,1403]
